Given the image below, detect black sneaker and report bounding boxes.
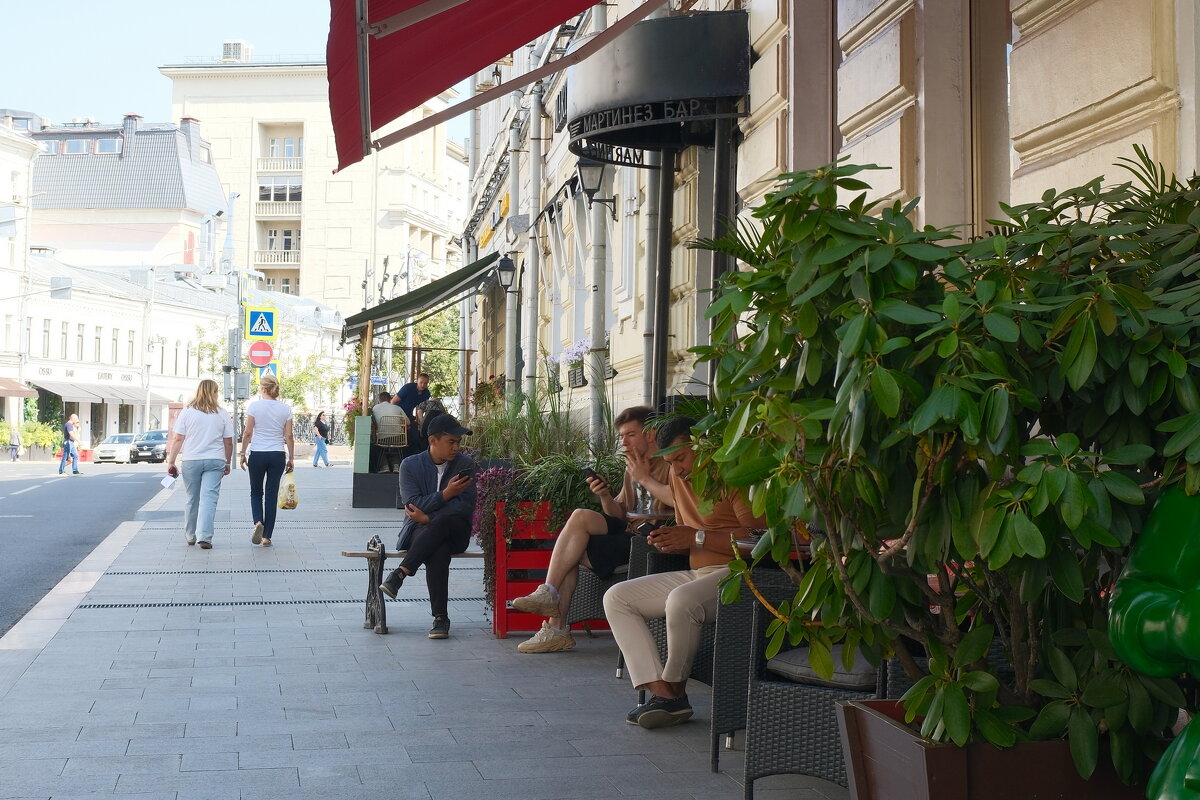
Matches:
[379,569,405,599]
[631,694,693,729]
[428,616,450,639]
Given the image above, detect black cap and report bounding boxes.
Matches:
[426,414,472,437]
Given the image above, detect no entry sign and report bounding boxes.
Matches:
[247,340,274,368]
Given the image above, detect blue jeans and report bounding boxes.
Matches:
[312,436,329,466]
[247,451,286,539]
[183,459,225,544]
[58,442,78,473]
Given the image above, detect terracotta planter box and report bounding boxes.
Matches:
[836,699,1145,800]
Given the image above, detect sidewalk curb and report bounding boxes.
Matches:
[0,482,175,657]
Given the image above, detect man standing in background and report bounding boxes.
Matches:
[393,373,430,456]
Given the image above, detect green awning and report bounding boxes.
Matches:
[342,252,499,341]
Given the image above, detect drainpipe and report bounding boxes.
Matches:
[589,181,608,448]
[651,149,676,411]
[525,82,544,398]
[505,100,522,400]
[641,151,660,407]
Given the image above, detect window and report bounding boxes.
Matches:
[127,331,135,365]
[111,329,118,363]
[60,321,68,359]
[64,140,88,154]
[269,137,303,158]
[76,324,84,361]
[265,276,277,291]
[200,145,211,164]
[174,342,181,376]
[266,228,299,250]
[94,327,102,362]
[257,176,302,202]
[12,118,30,131]
[281,277,292,295]
[23,317,30,353]
[96,138,122,154]
[41,319,49,358]
[40,140,56,155]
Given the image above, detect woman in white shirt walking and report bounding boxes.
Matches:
[239,374,294,546]
[165,379,235,549]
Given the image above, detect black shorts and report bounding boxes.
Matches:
[585,514,634,579]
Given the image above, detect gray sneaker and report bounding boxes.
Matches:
[428,616,450,639]
[517,622,576,653]
[631,694,693,729]
[511,584,560,618]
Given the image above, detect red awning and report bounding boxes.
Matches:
[327,0,595,172]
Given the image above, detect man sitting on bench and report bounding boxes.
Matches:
[511,405,674,653]
[379,414,477,640]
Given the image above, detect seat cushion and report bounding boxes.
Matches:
[765,644,877,690]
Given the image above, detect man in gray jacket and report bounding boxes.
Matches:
[379,413,477,639]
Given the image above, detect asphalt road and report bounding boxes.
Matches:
[0,458,166,636]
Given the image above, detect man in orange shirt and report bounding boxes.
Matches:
[603,415,767,728]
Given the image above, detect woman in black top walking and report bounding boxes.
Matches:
[312,411,331,467]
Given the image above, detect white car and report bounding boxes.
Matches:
[94,433,135,463]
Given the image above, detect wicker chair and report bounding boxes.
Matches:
[708,568,795,772]
[742,601,885,799]
[373,417,408,471]
[564,563,626,627]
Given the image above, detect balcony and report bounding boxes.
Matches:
[255,201,301,219]
[257,157,303,172]
[254,250,300,265]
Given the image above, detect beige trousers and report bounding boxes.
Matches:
[602,565,729,689]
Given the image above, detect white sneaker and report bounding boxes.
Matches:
[511,584,560,617]
[517,622,575,653]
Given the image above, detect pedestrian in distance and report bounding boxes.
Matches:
[311,411,331,467]
[238,373,294,547]
[8,426,21,462]
[165,379,235,549]
[58,413,81,475]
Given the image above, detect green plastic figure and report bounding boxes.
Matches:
[1111,486,1200,799]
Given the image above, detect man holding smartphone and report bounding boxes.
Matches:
[379,413,477,639]
[511,406,674,653]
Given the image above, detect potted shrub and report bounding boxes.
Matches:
[468,383,622,632]
[692,151,1200,795]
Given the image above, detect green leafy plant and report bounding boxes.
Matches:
[692,150,1200,784]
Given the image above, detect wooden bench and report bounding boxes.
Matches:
[341,534,484,633]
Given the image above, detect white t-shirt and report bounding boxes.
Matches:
[174,407,235,462]
[246,397,293,453]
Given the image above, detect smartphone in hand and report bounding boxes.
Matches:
[582,467,601,482]
[456,469,472,480]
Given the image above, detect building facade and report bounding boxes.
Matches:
[460,0,1198,423]
[161,43,468,318]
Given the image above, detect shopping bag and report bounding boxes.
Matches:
[278,472,299,510]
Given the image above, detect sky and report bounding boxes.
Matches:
[1,0,466,141]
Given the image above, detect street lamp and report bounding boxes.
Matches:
[496,254,518,292]
[576,158,616,220]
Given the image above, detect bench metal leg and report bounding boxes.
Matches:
[365,535,389,634]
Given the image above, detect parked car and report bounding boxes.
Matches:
[130,429,169,463]
[94,433,135,463]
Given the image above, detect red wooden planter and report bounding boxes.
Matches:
[836,699,1145,800]
[492,501,611,638]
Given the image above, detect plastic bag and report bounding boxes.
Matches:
[278,472,299,510]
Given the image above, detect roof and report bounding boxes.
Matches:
[25,254,342,329]
[30,122,225,213]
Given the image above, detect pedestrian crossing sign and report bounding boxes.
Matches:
[258,361,279,379]
[245,307,277,340]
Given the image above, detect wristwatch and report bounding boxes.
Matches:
[694,529,706,549]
